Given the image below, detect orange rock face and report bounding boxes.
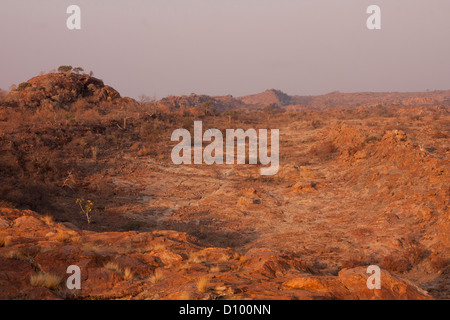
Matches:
[0,208,435,300]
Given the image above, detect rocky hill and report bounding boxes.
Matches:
[5,73,124,108]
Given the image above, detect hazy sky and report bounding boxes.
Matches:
[1,0,449,99]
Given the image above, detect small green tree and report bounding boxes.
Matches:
[17,82,32,91]
[72,67,84,74]
[76,198,94,224]
[202,102,215,116]
[58,65,73,73]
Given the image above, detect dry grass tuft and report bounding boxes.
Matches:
[188,251,203,263]
[209,265,221,273]
[150,268,163,284]
[104,261,122,274]
[196,277,209,292]
[30,272,62,290]
[55,231,71,243]
[0,234,8,247]
[41,215,54,226]
[178,292,191,300]
[146,243,166,252]
[123,267,135,280]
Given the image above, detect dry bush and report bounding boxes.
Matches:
[380,255,411,273]
[140,121,164,143]
[188,251,203,263]
[123,267,135,280]
[309,142,337,160]
[41,215,54,226]
[104,261,122,274]
[311,120,322,129]
[431,129,447,139]
[196,277,209,292]
[430,256,449,273]
[209,265,221,273]
[121,221,146,231]
[0,200,16,209]
[0,234,8,247]
[55,231,71,243]
[30,272,62,290]
[146,243,166,252]
[178,292,191,300]
[150,268,163,284]
[403,244,426,266]
[381,242,426,273]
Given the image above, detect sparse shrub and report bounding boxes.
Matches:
[104,261,122,274]
[0,200,16,209]
[309,141,337,160]
[0,234,8,247]
[150,268,163,283]
[30,272,62,290]
[146,243,166,252]
[58,65,73,73]
[364,135,380,144]
[72,67,84,75]
[381,242,426,273]
[76,198,95,224]
[223,109,240,121]
[209,265,221,273]
[430,256,449,273]
[403,243,426,266]
[380,255,411,273]
[311,120,322,129]
[263,104,281,115]
[123,267,134,280]
[182,118,194,130]
[178,292,191,300]
[188,251,203,263]
[140,122,161,142]
[196,277,209,292]
[375,105,394,117]
[41,215,54,226]
[17,82,32,91]
[202,102,215,116]
[55,231,71,243]
[121,221,146,231]
[431,129,446,139]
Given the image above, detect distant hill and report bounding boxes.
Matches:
[157,89,450,111]
[157,93,245,112]
[237,89,293,106]
[234,89,450,109]
[4,70,449,111]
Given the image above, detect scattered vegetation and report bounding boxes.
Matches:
[57,65,73,73]
[76,198,94,224]
[123,267,135,280]
[104,261,122,274]
[309,141,337,160]
[30,272,62,290]
[41,215,54,226]
[196,277,209,292]
[17,82,32,91]
[381,239,427,273]
[150,268,163,284]
[0,234,8,247]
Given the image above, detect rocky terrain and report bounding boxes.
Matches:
[0,70,448,299]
